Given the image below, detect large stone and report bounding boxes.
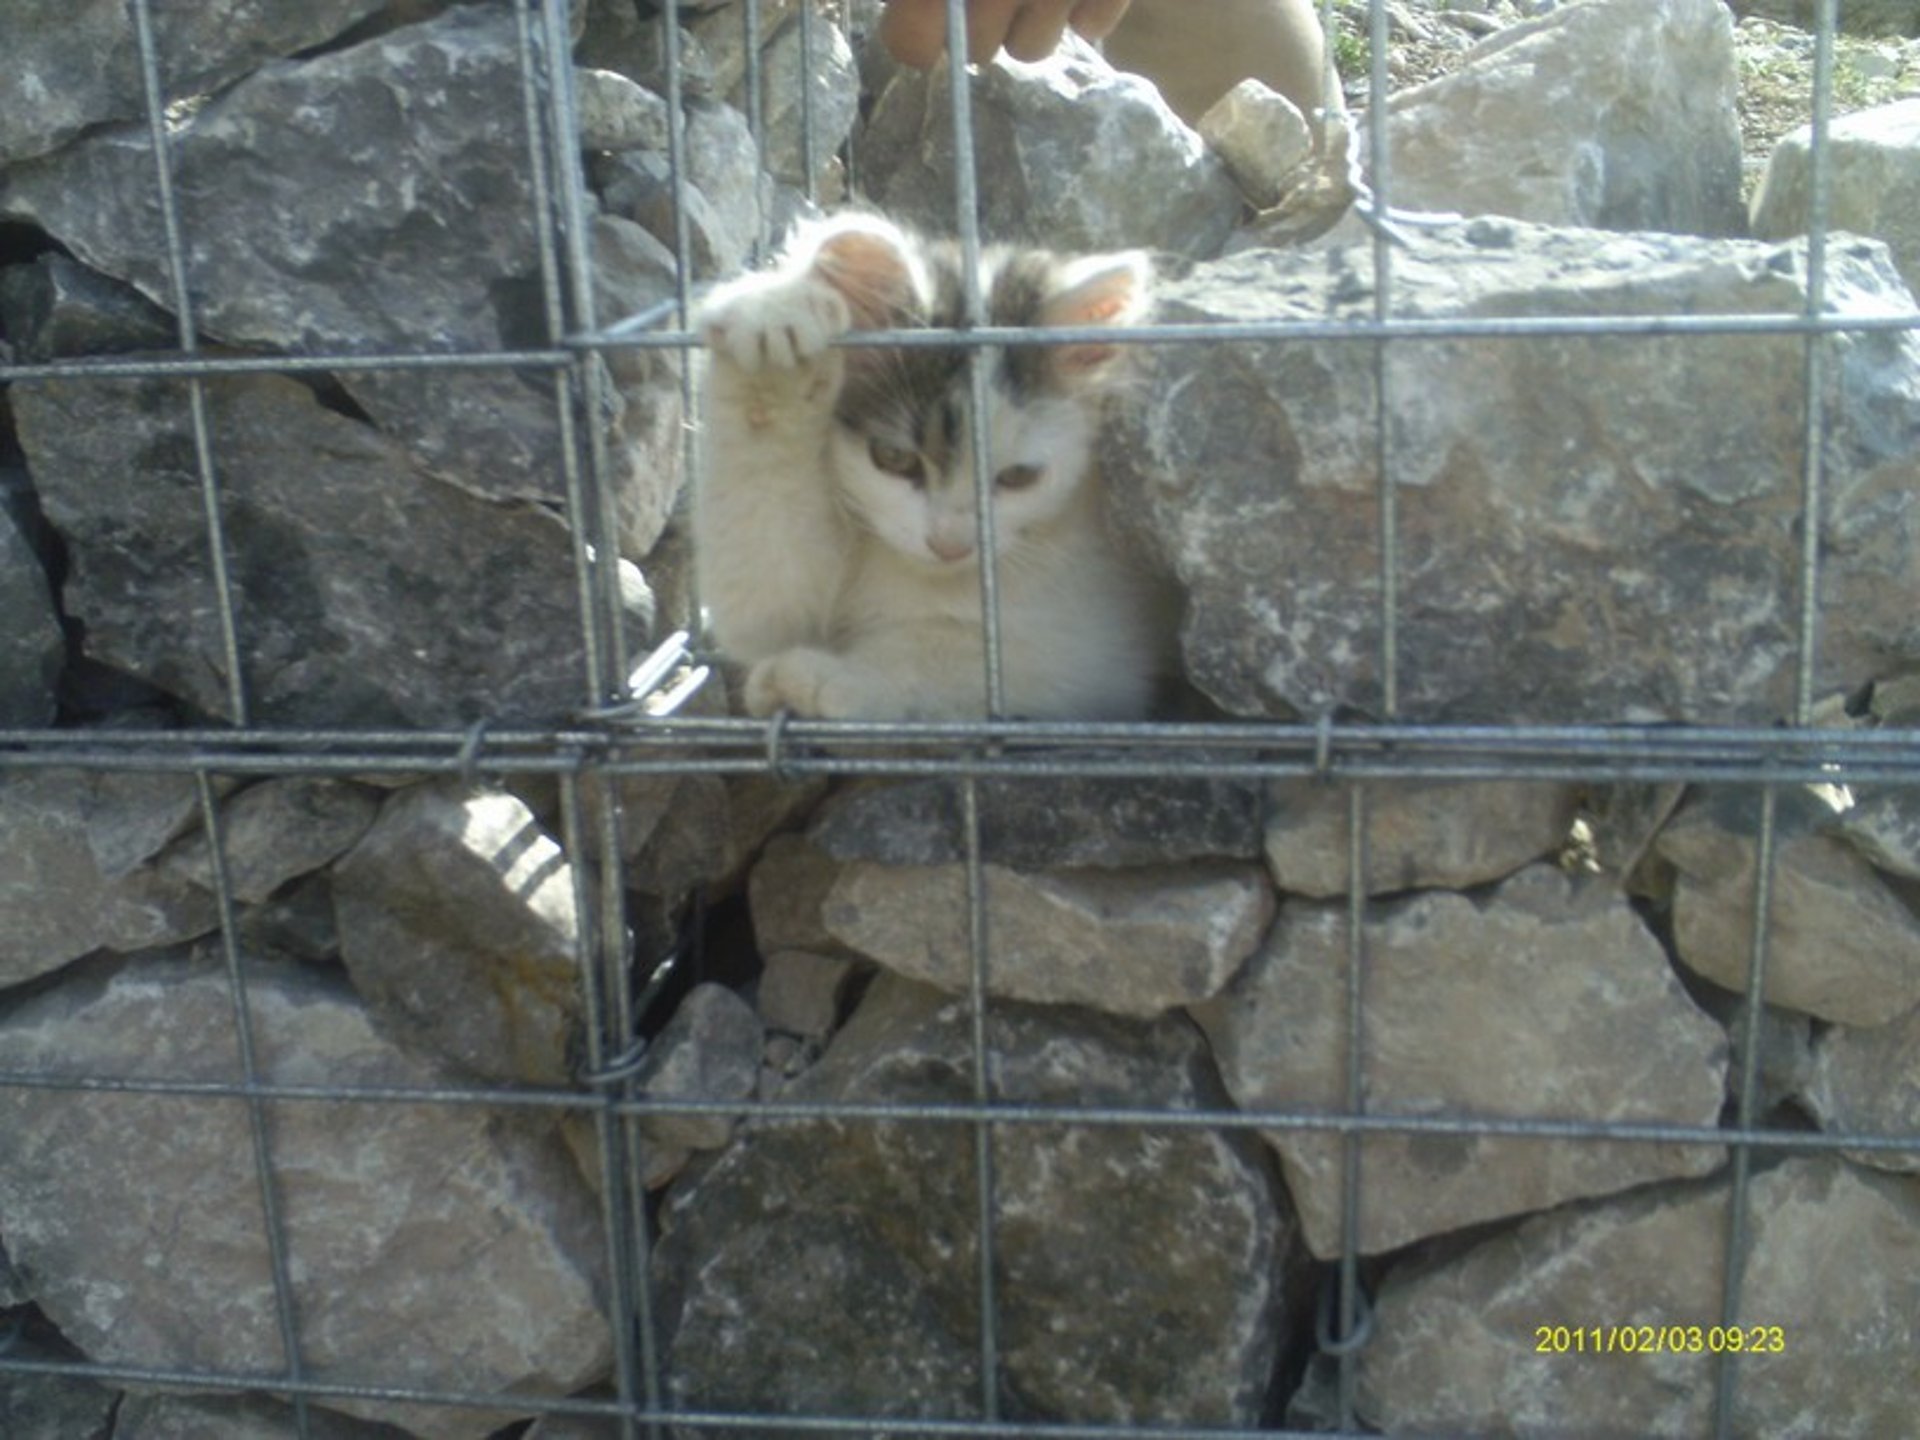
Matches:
[1357,1159,1920,1438]
[0,768,215,987]
[0,0,392,167]
[1263,779,1578,896]
[1655,787,1920,1026]
[1376,0,1745,236]
[1831,787,1920,883]
[634,982,763,1153]
[0,5,684,555]
[1193,865,1726,1256]
[860,35,1242,256]
[13,370,644,727]
[706,7,859,195]
[1753,100,1920,296]
[0,1364,120,1440]
[1198,78,1316,212]
[158,777,382,904]
[653,974,1301,1429]
[0,952,611,1440]
[332,782,584,1086]
[807,773,1264,869]
[1804,1002,1920,1174]
[822,859,1274,1017]
[1102,223,1920,723]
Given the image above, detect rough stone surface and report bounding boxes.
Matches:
[0,253,175,361]
[13,371,644,728]
[1194,865,1727,1256]
[1199,78,1316,211]
[0,768,215,987]
[653,974,1301,1429]
[1357,1159,1920,1438]
[635,982,764,1153]
[1264,779,1578,896]
[757,949,858,1041]
[822,859,1274,1016]
[1103,224,1920,723]
[715,9,859,193]
[593,98,767,284]
[158,777,382,904]
[0,5,684,555]
[1804,1002,1920,1173]
[0,952,611,1440]
[1377,0,1746,236]
[749,833,852,957]
[861,35,1243,256]
[1831,787,1920,882]
[0,0,392,167]
[574,66,670,153]
[1754,98,1920,295]
[332,782,584,1086]
[0,1364,120,1440]
[1656,787,1920,1026]
[114,1393,411,1439]
[807,773,1264,869]
[0,499,61,728]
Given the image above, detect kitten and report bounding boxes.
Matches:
[692,212,1174,720]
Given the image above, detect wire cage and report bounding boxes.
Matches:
[0,0,1917,1437]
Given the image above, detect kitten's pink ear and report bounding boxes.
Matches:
[807,219,923,331]
[1041,251,1152,387]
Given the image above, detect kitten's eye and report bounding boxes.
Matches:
[995,464,1042,491]
[868,439,924,481]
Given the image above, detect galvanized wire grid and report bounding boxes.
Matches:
[0,0,1914,1437]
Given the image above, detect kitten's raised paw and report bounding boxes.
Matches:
[745,647,851,719]
[700,272,851,374]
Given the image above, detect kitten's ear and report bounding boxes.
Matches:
[1041,251,1152,388]
[804,217,924,331]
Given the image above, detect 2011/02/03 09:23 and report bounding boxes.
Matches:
[1534,1324,1787,1355]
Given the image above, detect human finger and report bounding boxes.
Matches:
[1002,0,1079,61]
[877,0,950,68]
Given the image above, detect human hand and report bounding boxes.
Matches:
[878,0,1133,67]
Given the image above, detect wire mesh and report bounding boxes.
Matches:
[0,0,1915,1437]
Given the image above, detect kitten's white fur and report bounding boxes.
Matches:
[693,213,1171,720]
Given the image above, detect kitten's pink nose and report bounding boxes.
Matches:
[928,534,975,564]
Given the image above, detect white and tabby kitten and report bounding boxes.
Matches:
[693,212,1172,720]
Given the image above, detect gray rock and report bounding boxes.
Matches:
[1264,779,1578,896]
[748,834,849,957]
[756,949,857,1040]
[807,773,1264,869]
[574,66,670,153]
[1103,224,1920,723]
[1357,1158,1920,1438]
[0,952,610,1440]
[1199,78,1316,211]
[1655,788,1920,1026]
[0,0,391,167]
[718,9,859,194]
[593,98,766,280]
[1732,0,1920,32]
[1194,865,1726,1256]
[0,1365,119,1440]
[0,253,175,361]
[1688,985,1816,1118]
[0,500,61,729]
[823,860,1275,1016]
[114,1393,411,1439]
[0,769,215,987]
[1832,788,1920,883]
[13,370,642,727]
[653,974,1301,1429]
[159,777,382,904]
[1804,1002,1920,1174]
[0,5,684,556]
[635,982,764,1152]
[332,782,583,1086]
[1754,100,1920,296]
[1376,0,1745,236]
[860,35,1243,256]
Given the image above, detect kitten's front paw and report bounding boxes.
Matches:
[700,271,851,375]
[745,648,849,719]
